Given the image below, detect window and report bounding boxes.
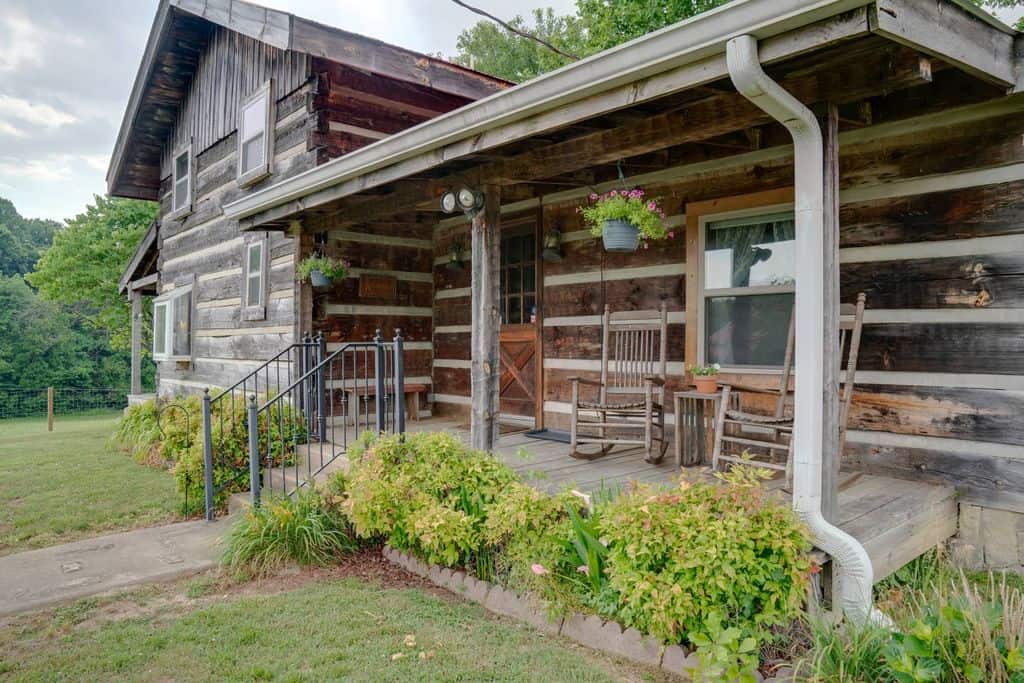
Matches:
[702,211,795,367]
[499,232,536,325]
[171,146,192,217]
[237,81,273,185]
[152,286,192,361]
[241,237,267,320]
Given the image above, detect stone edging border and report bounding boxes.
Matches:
[382,546,794,682]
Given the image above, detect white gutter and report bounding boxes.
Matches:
[726,34,890,627]
[223,0,871,222]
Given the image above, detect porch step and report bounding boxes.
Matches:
[261,442,349,494]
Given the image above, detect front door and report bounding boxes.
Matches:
[498,220,540,424]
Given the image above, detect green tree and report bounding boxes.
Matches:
[454,8,586,82]
[574,0,731,53]
[0,198,60,277]
[28,196,157,353]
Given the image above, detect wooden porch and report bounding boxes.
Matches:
[406,418,957,583]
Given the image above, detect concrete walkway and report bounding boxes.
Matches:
[0,518,230,617]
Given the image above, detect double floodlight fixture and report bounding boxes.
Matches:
[440,187,484,216]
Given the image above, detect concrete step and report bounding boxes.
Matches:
[262,442,349,493]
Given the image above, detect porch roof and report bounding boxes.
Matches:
[223,0,1017,230]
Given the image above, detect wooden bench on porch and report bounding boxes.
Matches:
[342,382,427,425]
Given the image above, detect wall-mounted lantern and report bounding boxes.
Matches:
[446,239,466,271]
[542,229,563,262]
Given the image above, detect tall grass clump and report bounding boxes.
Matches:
[222,487,356,577]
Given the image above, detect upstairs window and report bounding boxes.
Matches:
[237,81,273,185]
[702,211,795,368]
[152,285,192,361]
[241,236,268,321]
[171,145,192,217]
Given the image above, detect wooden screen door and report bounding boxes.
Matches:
[498,218,541,425]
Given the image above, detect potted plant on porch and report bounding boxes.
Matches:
[690,363,721,394]
[297,255,349,289]
[580,188,670,253]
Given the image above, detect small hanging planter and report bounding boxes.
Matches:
[579,188,673,254]
[297,255,349,289]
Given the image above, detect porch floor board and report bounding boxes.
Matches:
[399,418,957,583]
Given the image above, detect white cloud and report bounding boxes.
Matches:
[0,120,25,138]
[0,94,76,129]
[0,15,44,73]
[80,154,110,172]
[0,155,73,183]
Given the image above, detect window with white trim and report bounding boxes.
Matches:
[152,286,192,361]
[241,237,268,320]
[701,211,795,368]
[171,146,192,216]
[237,81,273,185]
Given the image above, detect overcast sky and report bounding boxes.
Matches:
[0,0,575,222]
[0,0,1017,222]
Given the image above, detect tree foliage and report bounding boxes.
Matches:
[0,198,60,278]
[28,195,157,353]
[455,0,1024,82]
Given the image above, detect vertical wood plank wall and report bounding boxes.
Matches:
[154,27,316,394]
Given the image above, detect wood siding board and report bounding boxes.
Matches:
[856,323,1024,374]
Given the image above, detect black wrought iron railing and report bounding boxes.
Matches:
[247,330,406,507]
[199,337,321,520]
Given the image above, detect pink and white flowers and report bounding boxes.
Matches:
[579,187,673,247]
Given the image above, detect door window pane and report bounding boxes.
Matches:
[705,293,793,366]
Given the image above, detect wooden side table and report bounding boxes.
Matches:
[673,389,723,467]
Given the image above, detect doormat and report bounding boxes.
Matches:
[523,429,570,443]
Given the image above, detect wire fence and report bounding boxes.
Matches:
[0,387,128,421]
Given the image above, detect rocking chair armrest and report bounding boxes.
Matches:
[718,381,785,395]
[568,376,603,387]
[643,376,666,386]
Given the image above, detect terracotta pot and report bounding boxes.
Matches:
[693,376,719,394]
[601,219,640,252]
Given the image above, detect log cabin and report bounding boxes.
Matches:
[115,0,1024,584]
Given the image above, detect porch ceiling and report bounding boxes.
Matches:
[278,36,1007,233]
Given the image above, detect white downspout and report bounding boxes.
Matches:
[725,34,889,627]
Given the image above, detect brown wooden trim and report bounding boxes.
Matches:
[684,187,795,373]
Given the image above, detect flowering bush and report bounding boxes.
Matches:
[579,188,671,247]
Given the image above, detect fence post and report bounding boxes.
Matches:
[393,329,406,434]
[247,395,261,507]
[374,329,386,434]
[316,333,327,442]
[47,387,54,432]
[201,389,215,521]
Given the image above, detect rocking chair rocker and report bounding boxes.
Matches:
[569,304,669,463]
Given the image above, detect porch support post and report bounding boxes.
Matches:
[821,103,841,524]
[130,287,143,396]
[470,184,501,451]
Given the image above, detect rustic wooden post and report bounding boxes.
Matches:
[130,288,143,397]
[47,387,54,432]
[470,185,501,451]
[821,103,841,524]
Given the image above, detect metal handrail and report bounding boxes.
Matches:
[211,340,316,403]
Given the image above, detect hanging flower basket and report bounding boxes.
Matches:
[579,188,672,253]
[297,255,349,289]
[601,219,640,253]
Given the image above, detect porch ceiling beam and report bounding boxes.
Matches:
[868,0,1016,88]
[268,45,933,230]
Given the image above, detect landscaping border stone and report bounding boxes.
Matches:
[381,546,700,678]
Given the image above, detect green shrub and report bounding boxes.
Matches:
[115,395,305,515]
[343,431,519,576]
[222,487,356,577]
[598,471,812,679]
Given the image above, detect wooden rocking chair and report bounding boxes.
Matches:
[711,293,867,484]
[569,304,669,463]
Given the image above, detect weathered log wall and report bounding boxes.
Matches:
[430,96,1024,511]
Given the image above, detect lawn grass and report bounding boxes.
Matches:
[0,411,181,555]
[0,570,668,682]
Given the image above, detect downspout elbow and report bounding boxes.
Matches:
[725,34,889,628]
